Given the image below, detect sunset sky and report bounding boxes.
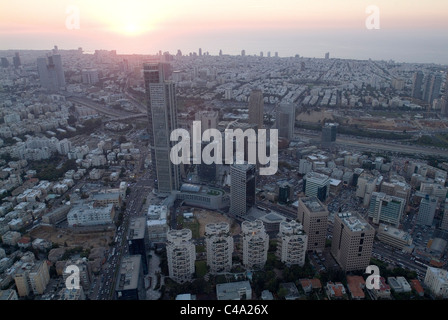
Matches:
[1,0,447,63]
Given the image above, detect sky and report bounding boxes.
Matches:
[0,0,447,64]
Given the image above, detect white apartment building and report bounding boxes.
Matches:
[424,267,448,298]
[205,222,234,273]
[241,219,269,270]
[166,229,196,283]
[67,203,115,227]
[277,220,308,267]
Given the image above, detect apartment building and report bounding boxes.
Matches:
[276,220,308,267]
[205,222,234,273]
[166,229,196,283]
[241,219,269,270]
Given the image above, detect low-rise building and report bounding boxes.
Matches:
[424,267,448,298]
[216,281,252,300]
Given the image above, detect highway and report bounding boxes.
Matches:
[296,129,448,158]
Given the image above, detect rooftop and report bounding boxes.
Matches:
[116,255,141,291]
[338,212,372,232]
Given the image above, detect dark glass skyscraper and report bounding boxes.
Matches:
[144,62,180,195]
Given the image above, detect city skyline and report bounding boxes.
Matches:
[1,0,448,64]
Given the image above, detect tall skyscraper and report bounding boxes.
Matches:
[297,196,329,252]
[303,172,330,202]
[166,229,196,283]
[417,195,437,226]
[276,220,308,267]
[331,212,375,272]
[230,163,256,217]
[37,54,66,92]
[276,103,295,140]
[426,73,443,106]
[248,89,264,130]
[241,219,269,270]
[205,222,234,274]
[412,71,424,99]
[13,52,21,69]
[144,62,180,195]
[325,52,330,59]
[368,192,406,227]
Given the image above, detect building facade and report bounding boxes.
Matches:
[143,62,180,195]
[297,196,328,252]
[241,219,269,270]
[276,220,308,267]
[331,212,375,272]
[230,163,256,217]
[205,222,234,273]
[166,229,196,283]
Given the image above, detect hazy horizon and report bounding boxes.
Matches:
[1,0,447,64]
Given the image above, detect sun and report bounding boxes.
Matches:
[123,23,143,36]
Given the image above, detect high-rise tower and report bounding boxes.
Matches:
[230,163,256,217]
[37,54,66,92]
[144,62,180,195]
[248,89,264,130]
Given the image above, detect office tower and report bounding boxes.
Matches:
[276,220,308,267]
[260,51,263,57]
[241,49,246,57]
[36,54,66,92]
[355,173,377,206]
[241,219,269,270]
[321,123,338,143]
[13,52,21,68]
[368,192,405,227]
[267,51,271,58]
[205,222,234,273]
[412,71,424,99]
[81,68,99,84]
[248,89,264,130]
[144,62,180,195]
[199,48,202,56]
[297,196,329,252]
[166,229,196,283]
[219,49,223,56]
[303,172,330,202]
[331,212,375,272]
[424,267,448,299]
[115,255,146,300]
[278,182,292,204]
[325,52,330,59]
[230,163,256,217]
[276,103,295,140]
[275,52,278,58]
[1,57,9,68]
[417,195,438,226]
[128,217,149,275]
